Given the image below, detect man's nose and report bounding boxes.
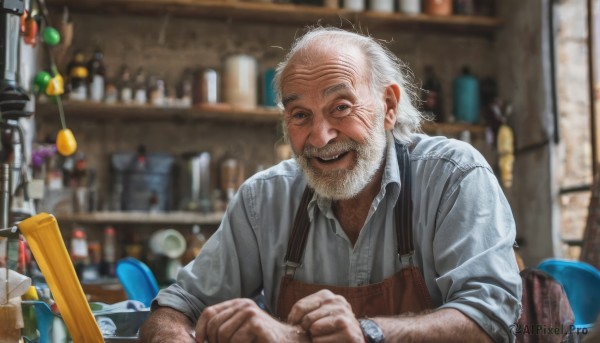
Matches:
[308,115,337,148]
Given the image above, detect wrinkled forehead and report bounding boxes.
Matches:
[281,43,370,85]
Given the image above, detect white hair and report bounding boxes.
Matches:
[274,27,423,143]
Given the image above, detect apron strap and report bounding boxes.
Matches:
[395,141,415,264]
[283,186,314,278]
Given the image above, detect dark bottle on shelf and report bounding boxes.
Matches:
[87,48,106,102]
[133,67,147,105]
[422,65,444,122]
[118,65,133,104]
[66,50,88,101]
[454,0,475,15]
[100,226,117,277]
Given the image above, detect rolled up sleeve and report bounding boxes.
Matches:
[433,167,522,343]
[153,183,263,322]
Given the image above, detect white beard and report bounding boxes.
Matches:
[295,114,388,200]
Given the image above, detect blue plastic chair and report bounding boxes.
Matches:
[537,259,600,330]
[116,258,160,307]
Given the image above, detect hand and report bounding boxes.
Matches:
[287,290,364,343]
[195,298,309,343]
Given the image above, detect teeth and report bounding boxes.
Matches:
[320,154,340,161]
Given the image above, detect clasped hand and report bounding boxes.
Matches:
[194,290,365,343]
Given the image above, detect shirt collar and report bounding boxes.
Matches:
[306,131,402,221]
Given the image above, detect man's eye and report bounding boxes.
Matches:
[288,111,309,124]
[335,104,349,111]
[292,112,307,120]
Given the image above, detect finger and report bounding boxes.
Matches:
[196,299,245,341]
[299,305,337,331]
[307,315,364,342]
[214,303,263,343]
[309,314,359,338]
[206,307,237,343]
[288,290,334,324]
[196,305,220,342]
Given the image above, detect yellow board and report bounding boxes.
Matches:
[18,213,103,343]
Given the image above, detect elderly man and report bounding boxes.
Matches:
[140,27,521,343]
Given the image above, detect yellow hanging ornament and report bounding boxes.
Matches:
[45,73,64,96]
[497,124,514,188]
[56,128,77,156]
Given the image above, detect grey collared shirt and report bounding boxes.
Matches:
[155,133,522,343]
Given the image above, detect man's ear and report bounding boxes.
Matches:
[383,83,400,131]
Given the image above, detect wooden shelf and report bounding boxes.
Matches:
[47,0,503,37]
[36,101,282,124]
[36,101,486,134]
[54,211,225,225]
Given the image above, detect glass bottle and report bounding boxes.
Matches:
[422,65,444,122]
[70,226,89,279]
[454,0,474,15]
[148,74,165,107]
[118,65,133,104]
[133,67,147,105]
[101,226,117,277]
[452,66,480,124]
[86,48,106,102]
[66,50,88,101]
[179,68,193,107]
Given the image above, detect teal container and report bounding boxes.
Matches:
[452,67,480,123]
[263,68,277,108]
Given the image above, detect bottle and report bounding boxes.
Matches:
[454,0,474,15]
[66,50,88,101]
[452,66,480,124]
[101,226,117,277]
[148,74,166,107]
[104,80,118,104]
[87,48,106,102]
[422,65,444,122]
[70,226,88,279]
[182,224,206,265]
[118,65,133,104]
[133,67,147,105]
[179,68,193,107]
[220,156,244,203]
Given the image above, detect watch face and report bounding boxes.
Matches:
[359,318,385,343]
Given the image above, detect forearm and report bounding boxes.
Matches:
[139,306,195,343]
[374,308,494,343]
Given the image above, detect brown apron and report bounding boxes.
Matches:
[276,143,434,319]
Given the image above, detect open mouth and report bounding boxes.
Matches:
[315,151,349,163]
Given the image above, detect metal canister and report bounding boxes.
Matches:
[193,68,220,105]
[223,54,257,109]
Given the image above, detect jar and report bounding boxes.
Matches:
[344,0,364,12]
[195,68,219,105]
[424,0,452,16]
[370,0,393,13]
[224,54,257,109]
[398,0,421,15]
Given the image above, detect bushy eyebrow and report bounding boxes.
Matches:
[322,83,351,97]
[282,94,299,108]
[282,83,351,108]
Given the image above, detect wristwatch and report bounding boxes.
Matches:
[359,318,385,343]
